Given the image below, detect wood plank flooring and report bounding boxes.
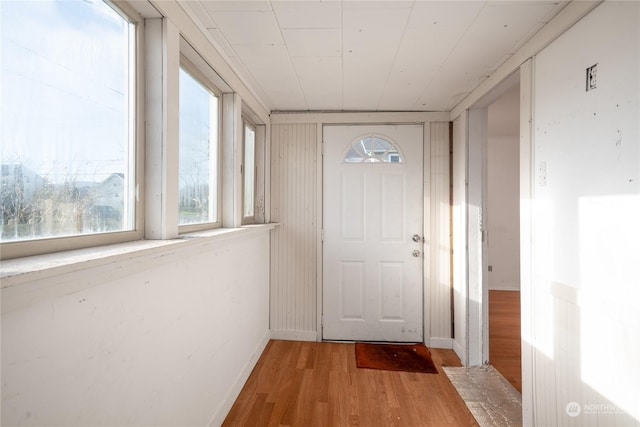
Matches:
[223,340,479,427]
[488,290,522,392]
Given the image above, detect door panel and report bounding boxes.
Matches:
[340,261,364,319]
[381,174,404,240]
[323,124,423,342]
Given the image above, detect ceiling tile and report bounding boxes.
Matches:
[416,80,472,111]
[342,8,409,58]
[292,57,342,110]
[272,1,341,29]
[343,62,390,110]
[416,64,489,111]
[390,26,459,76]
[283,29,341,57]
[466,2,563,55]
[181,1,217,29]
[343,1,413,10]
[226,55,272,106]
[211,10,283,45]
[233,44,307,109]
[232,44,290,68]
[207,28,238,58]
[183,0,569,112]
[377,79,424,111]
[342,6,411,31]
[199,1,272,12]
[407,1,484,28]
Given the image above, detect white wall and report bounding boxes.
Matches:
[467,108,488,366]
[1,1,277,425]
[1,230,271,426]
[269,112,451,345]
[428,122,454,348]
[270,124,318,341]
[452,112,468,363]
[487,84,521,291]
[528,2,639,425]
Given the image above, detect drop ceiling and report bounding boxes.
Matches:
[180,0,567,112]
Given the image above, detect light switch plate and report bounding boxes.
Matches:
[586,63,598,91]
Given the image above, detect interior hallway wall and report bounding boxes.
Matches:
[269,116,453,346]
[1,230,271,427]
[451,112,469,363]
[487,84,520,291]
[428,122,453,346]
[270,124,318,340]
[528,2,639,425]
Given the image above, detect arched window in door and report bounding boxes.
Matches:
[343,134,403,163]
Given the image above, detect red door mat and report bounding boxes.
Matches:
[355,342,438,374]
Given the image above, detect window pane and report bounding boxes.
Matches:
[1,0,135,242]
[343,135,402,164]
[243,124,255,218]
[178,68,219,226]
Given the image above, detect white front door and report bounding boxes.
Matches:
[322,124,424,342]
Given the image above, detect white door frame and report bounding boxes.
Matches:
[451,106,489,367]
[467,107,489,367]
[319,119,431,344]
[321,124,425,342]
[464,63,535,425]
[270,111,451,347]
[453,71,522,367]
[519,59,535,427]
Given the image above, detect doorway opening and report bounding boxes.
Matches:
[485,82,522,392]
[454,70,523,391]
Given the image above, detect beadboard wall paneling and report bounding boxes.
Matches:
[429,122,452,346]
[528,3,640,424]
[270,124,318,340]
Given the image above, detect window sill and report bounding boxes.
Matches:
[1,223,280,287]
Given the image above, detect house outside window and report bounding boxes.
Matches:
[178,64,221,229]
[0,0,137,252]
[242,121,256,223]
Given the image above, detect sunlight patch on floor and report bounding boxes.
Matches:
[443,365,522,427]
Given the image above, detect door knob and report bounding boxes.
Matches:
[412,250,421,258]
[412,234,422,243]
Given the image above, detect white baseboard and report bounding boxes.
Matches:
[429,337,453,349]
[209,330,270,427]
[452,339,466,366]
[270,329,318,342]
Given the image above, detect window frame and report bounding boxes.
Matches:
[177,56,223,233]
[343,134,404,164]
[0,0,144,260]
[241,118,257,225]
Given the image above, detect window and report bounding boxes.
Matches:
[344,135,403,163]
[178,64,220,229]
[0,0,137,254]
[242,121,256,222]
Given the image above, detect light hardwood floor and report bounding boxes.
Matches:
[223,340,479,427]
[489,290,522,392]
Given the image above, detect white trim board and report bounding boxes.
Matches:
[271,111,449,125]
[429,338,454,350]
[208,330,270,427]
[270,329,318,342]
